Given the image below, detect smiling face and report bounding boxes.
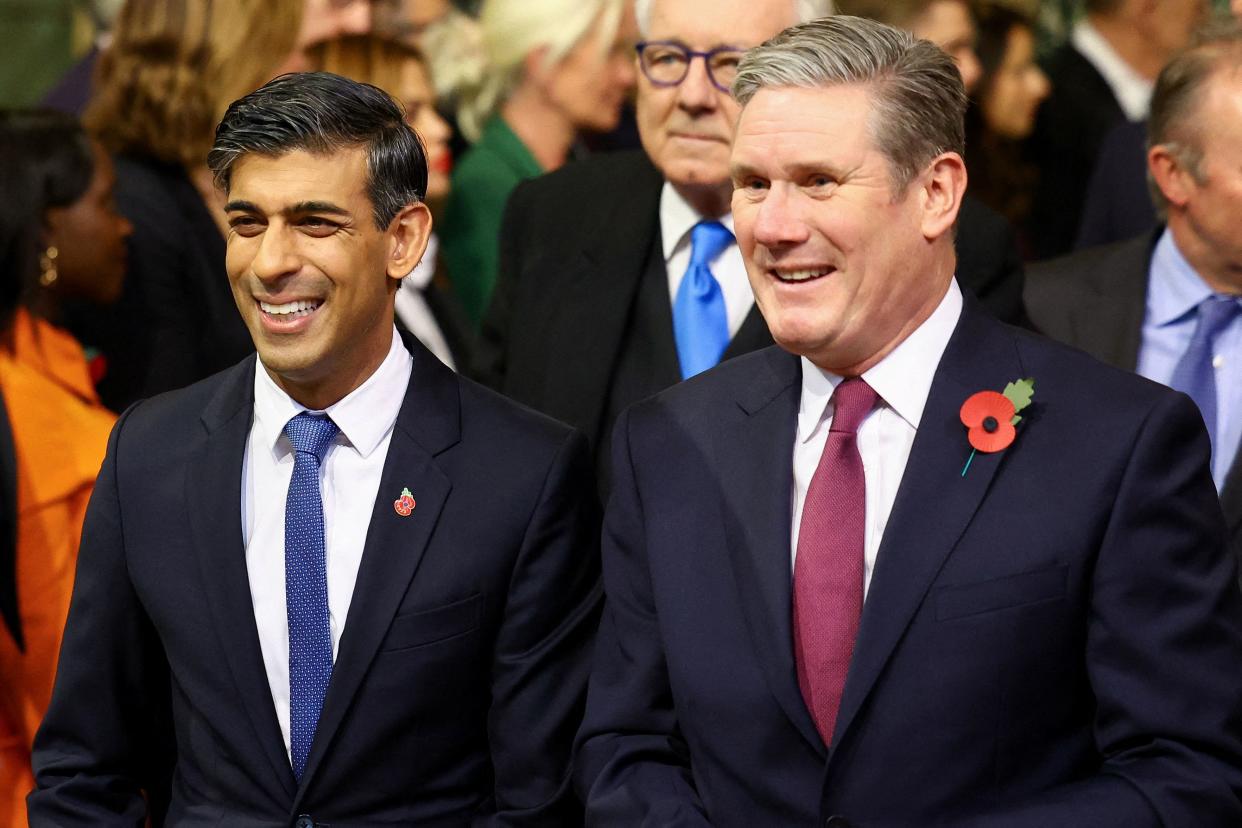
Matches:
[731,84,961,374]
[636,0,798,204]
[224,146,429,408]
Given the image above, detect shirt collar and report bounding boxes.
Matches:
[798,279,963,443]
[1071,20,1153,121]
[252,326,413,460]
[1147,227,1215,327]
[659,180,735,263]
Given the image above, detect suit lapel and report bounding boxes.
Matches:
[187,357,297,800]
[1073,233,1155,371]
[715,348,826,755]
[546,156,665,442]
[293,336,459,804]
[722,305,775,362]
[830,301,1026,753]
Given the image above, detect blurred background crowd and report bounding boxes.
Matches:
[1,0,1240,821]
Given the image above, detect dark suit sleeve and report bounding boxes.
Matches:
[28,407,173,826]
[480,429,602,826]
[574,409,712,826]
[471,180,530,391]
[952,392,1242,827]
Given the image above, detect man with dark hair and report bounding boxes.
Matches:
[1026,0,1207,259]
[1028,19,1242,584]
[577,15,1242,825]
[29,72,600,826]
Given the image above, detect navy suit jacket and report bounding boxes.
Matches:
[29,333,601,827]
[576,298,1242,827]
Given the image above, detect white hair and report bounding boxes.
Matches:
[458,0,626,142]
[634,0,834,38]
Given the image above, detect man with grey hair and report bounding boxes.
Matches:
[1028,18,1242,587]
[474,0,828,495]
[577,15,1242,826]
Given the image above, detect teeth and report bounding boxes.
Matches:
[260,299,320,316]
[776,269,829,282]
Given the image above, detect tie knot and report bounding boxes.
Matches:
[829,378,879,434]
[284,413,339,461]
[689,220,734,267]
[1197,294,1242,336]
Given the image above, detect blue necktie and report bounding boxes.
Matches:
[1169,294,1241,454]
[673,220,734,379]
[283,412,339,781]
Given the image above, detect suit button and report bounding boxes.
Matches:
[294,816,314,828]
[826,818,852,828]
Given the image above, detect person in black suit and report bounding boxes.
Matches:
[477,0,1025,493]
[29,72,600,827]
[1025,0,1205,260]
[475,0,826,489]
[577,17,1242,825]
[1027,19,1242,582]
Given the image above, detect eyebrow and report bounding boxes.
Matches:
[224,199,352,217]
[730,160,846,181]
[647,37,747,51]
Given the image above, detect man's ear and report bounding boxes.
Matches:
[1148,143,1196,211]
[386,201,433,281]
[918,151,967,242]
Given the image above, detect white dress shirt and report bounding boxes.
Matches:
[395,233,456,371]
[1071,20,1153,121]
[660,181,754,338]
[241,327,412,758]
[791,280,963,599]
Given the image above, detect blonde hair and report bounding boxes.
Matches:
[86,0,302,168]
[307,34,429,104]
[457,0,625,141]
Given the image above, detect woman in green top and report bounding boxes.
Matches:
[439,0,635,325]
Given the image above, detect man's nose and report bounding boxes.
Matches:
[752,186,810,248]
[252,226,301,281]
[676,56,719,113]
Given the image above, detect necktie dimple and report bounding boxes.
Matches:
[793,377,879,747]
[1169,294,1241,455]
[283,412,339,781]
[673,220,734,379]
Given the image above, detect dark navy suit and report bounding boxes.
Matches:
[29,333,601,827]
[577,297,1242,827]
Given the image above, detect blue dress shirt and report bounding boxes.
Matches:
[1137,228,1242,488]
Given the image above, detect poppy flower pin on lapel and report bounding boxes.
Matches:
[959,378,1034,477]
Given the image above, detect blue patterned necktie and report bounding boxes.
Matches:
[283,412,339,781]
[1169,294,1241,454]
[673,220,734,379]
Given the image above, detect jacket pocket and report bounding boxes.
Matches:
[380,593,482,652]
[935,565,1067,621]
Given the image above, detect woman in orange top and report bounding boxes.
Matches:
[0,110,132,824]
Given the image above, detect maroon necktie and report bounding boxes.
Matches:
[793,376,878,746]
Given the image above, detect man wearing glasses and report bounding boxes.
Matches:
[475,0,831,494]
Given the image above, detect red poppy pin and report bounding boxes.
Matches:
[959,378,1034,477]
[393,487,416,517]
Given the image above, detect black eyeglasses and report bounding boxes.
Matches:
[635,41,746,94]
